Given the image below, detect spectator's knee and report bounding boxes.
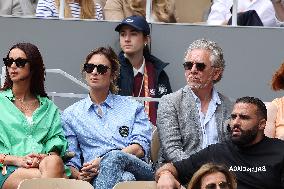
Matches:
[102,150,124,161]
[100,150,128,167]
[121,172,136,181]
[40,155,65,173]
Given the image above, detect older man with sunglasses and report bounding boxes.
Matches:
[157,38,233,168]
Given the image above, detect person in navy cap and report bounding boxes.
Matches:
[115,15,172,126]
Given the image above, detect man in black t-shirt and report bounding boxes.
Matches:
[155,96,284,189]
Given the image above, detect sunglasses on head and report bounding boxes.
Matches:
[83,63,110,75]
[183,61,206,71]
[205,181,230,189]
[3,57,29,68]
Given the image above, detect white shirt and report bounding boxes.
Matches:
[26,116,33,125]
[36,0,104,20]
[132,57,145,77]
[207,0,277,27]
[192,88,221,148]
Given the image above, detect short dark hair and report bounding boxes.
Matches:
[1,42,47,97]
[82,46,120,93]
[235,96,267,120]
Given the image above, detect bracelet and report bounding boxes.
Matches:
[0,154,7,165]
[0,155,8,176]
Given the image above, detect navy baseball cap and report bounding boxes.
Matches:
[115,15,150,35]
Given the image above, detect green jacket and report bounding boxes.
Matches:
[0,89,68,158]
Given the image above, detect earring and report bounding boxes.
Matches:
[144,43,147,47]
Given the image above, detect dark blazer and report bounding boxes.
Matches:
[117,51,172,98]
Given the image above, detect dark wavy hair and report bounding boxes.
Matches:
[82,46,120,93]
[1,42,47,97]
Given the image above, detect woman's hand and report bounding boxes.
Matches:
[18,155,36,168]
[80,157,101,181]
[19,153,46,168]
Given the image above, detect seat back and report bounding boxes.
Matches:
[17,178,94,189]
[150,127,160,163]
[113,181,157,189]
[175,0,212,23]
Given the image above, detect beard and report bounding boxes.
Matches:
[188,82,203,89]
[186,73,214,90]
[186,77,210,90]
[230,125,258,147]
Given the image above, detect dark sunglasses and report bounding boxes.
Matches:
[3,57,29,68]
[183,61,206,71]
[205,181,230,189]
[83,63,110,75]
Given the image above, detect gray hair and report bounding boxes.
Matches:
[184,38,225,83]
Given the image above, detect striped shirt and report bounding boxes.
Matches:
[36,0,103,20]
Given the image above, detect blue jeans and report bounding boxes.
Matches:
[93,150,154,189]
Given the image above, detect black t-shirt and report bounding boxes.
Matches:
[174,137,284,189]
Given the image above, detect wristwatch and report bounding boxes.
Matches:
[271,0,282,3]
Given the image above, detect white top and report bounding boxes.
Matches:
[36,0,104,20]
[207,0,277,27]
[26,116,33,125]
[133,57,145,77]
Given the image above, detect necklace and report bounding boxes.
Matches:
[14,97,39,115]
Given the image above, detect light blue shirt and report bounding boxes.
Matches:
[61,93,152,169]
[192,88,221,148]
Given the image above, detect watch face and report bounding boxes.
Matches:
[119,126,129,137]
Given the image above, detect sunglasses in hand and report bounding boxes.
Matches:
[3,57,29,68]
[83,63,110,75]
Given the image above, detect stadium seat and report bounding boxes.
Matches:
[150,127,160,163]
[17,178,94,189]
[113,181,157,189]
